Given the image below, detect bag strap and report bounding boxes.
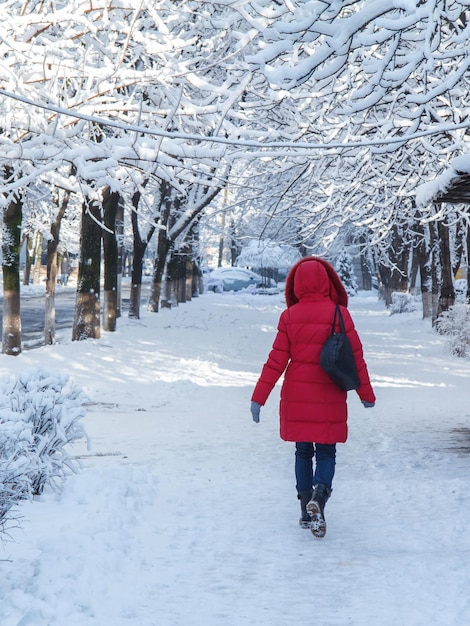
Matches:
[333,304,346,334]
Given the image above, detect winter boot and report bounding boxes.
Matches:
[297,489,313,528]
[306,484,332,538]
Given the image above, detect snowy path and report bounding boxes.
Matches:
[1,291,470,625]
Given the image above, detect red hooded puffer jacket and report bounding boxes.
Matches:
[251,257,376,443]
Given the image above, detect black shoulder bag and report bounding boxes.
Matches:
[320,305,360,391]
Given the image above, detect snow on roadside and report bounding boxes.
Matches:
[1,290,470,625]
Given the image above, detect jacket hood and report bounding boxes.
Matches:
[285,256,348,308]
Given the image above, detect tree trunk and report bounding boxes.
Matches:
[359,236,372,291]
[467,224,470,304]
[217,211,225,267]
[102,189,120,332]
[376,224,410,305]
[185,256,193,301]
[428,221,440,326]
[161,250,177,309]
[192,261,202,297]
[45,165,76,345]
[452,219,464,277]
[22,232,42,286]
[2,195,22,355]
[409,258,419,293]
[389,224,410,292]
[229,219,240,267]
[45,249,58,346]
[22,234,32,286]
[148,250,168,312]
[176,253,187,304]
[128,244,145,319]
[116,198,124,318]
[436,219,455,318]
[184,224,199,299]
[72,197,102,341]
[378,263,392,306]
[32,232,43,285]
[148,185,172,313]
[128,189,145,320]
[128,187,157,319]
[413,220,432,319]
[148,230,170,312]
[45,188,71,345]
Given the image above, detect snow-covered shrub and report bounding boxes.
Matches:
[436,304,470,357]
[335,251,358,296]
[0,369,89,533]
[390,292,417,315]
[0,459,31,534]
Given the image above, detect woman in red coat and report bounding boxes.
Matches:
[251,257,375,538]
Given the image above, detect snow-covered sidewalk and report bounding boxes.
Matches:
[1,291,470,625]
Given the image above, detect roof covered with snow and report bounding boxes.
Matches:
[416,154,470,206]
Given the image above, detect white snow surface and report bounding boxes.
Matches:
[1,289,470,625]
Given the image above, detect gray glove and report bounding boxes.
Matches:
[362,401,375,408]
[251,401,261,423]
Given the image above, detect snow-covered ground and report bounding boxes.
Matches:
[1,288,470,626]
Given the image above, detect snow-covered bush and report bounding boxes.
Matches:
[335,251,358,296]
[0,459,31,534]
[390,292,417,315]
[436,304,470,357]
[0,369,89,533]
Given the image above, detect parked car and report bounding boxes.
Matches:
[206,267,277,292]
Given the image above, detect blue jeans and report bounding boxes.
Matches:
[295,442,336,492]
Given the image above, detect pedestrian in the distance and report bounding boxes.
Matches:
[60,256,71,286]
[251,256,375,538]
